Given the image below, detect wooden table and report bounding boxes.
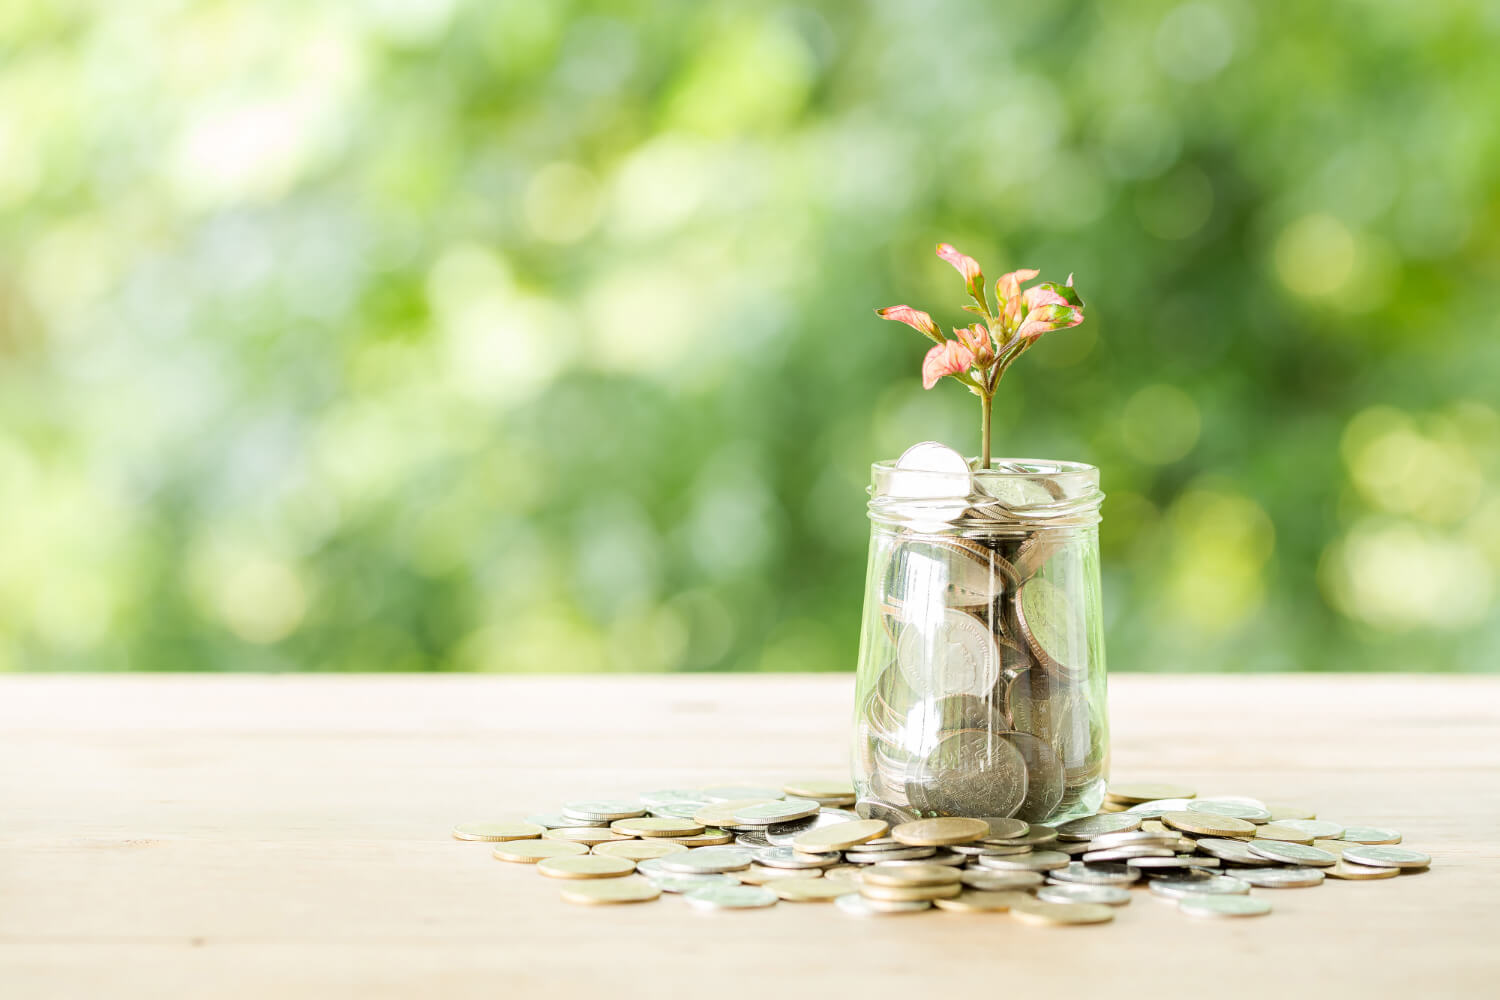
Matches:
[2,674,1495,998]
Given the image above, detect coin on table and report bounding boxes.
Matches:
[451,821,543,842]
[592,840,688,861]
[861,862,962,887]
[524,814,609,830]
[934,889,1034,912]
[861,881,962,902]
[1187,800,1272,824]
[655,846,754,874]
[1312,839,1351,856]
[1056,814,1142,841]
[783,779,856,800]
[954,842,1031,857]
[1339,826,1403,845]
[976,817,1031,840]
[542,827,632,847]
[1162,811,1257,838]
[751,847,837,870]
[1037,883,1132,906]
[1009,899,1115,926]
[977,850,1070,872]
[694,799,777,828]
[642,828,734,848]
[772,879,852,902]
[736,864,822,885]
[792,819,888,853]
[961,870,1045,891]
[1125,799,1196,819]
[1194,838,1264,864]
[1340,845,1430,869]
[1088,830,1184,851]
[845,846,937,863]
[1129,855,1220,870]
[1324,861,1400,880]
[835,893,930,917]
[493,840,590,863]
[1252,824,1316,845]
[610,816,704,838]
[892,817,991,846]
[649,802,711,820]
[1082,846,1175,863]
[733,798,822,826]
[684,883,779,910]
[1178,895,1272,918]
[561,800,647,822]
[644,872,741,894]
[986,824,1060,848]
[822,865,863,882]
[1275,819,1344,839]
[559,876,660,906]
[1233,866,1325,888]
[766,808,861,846]
[1148,875,1251,899]
[1247,841,1339,867]
[700,785,784,803]
[1266,803,1318,822]
[1048,862,1140,887]
[855,799,919,826]
[1105,782,1197,805]
[536,855,637,880]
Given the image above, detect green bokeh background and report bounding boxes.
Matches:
[2,1,1497,673]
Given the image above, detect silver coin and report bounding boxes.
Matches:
[1058,841,1093,856]
[560,800,647,821]
[700,785,784,802]
[684,884,778,910]
[976,850,1070,872]
[1234,866,1326,888]
[1178,895,1271,918]
[1338,826,1403,845]
[1047,862,1140,886]
[1005,732,1065,823]
[1124,798,1195,818]
[844,846,937,863]
[1037,883,1133,906]
[952,843,1033,857]
[734,830,772,849]
[649,801,711,820]
[1055,814,1142,841]
[895,608,1002,699]
[978,817,1031,840]
[752,846,838,870]
[765,809,860,846]
[1188,800,1272,823]
[639,789,707,807]
[855,799,918,826]
[1088,830,1186,851]
[908,728,1027,818]
[1247,841,1339,867]
[1193,838,1265,865]
[655,846,754,874]
[835,893,932,916]
[646,872,740,894]
[1128,855,1221,870]
[1082,846,1175,863]
[864,851,964,868]
[524,813,610,829]
[1276,818,1344,839]
[960,869,1045,891]
[1148,875,1251,899]
[1340,845,1430,869]
[732,798,821,826]
[984,824,1059,848]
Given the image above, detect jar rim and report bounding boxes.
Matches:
[867,456,1102,528]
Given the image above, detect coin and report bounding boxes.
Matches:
[559,876,661,905]
[1082,846,1174,862]
[1178,895,1271,918]
[896,608,1003,699]
[1251,824,1316,845]
[1246,841,1339,867]
[887,441,972,530]
[1187,800,1272,824]
[1324,861,1400,880]
[642,872,740,893]
[1128,855,1220,870]
[953,842,1032,857]
[1056,814,1142,841]
[782,779,857,804]
[524,814,610,830]
[693,799,776,828]
[855,799,918,825]
[792,819,888,853]
[1194,838,1265,865]
[1233,866,1326,888]
[536,855,637,880]
[986,823,1060,847]
[541,827,632,847]
[977,850,1070,872]
[610,816,704,838]
[700,785,784,803]
[1265,804,1318,822]
[451,821,543,842]
[752,846,839,870]
[1088,830,1184,850]
[1162,811,1256,838]
[735,864,823,884]
[771,879,852,902]
[1014,577,1091,677]
[961,869,1045,891]
[492,840,590,863]
[1338,826,1403,845]
[592,840,688,861]
[835,893,930,916]
[976,817,1030,840]
[1048,862,1140,886]
[844,846,936,863]
[560,800,647,822]
[1009,899,1115,926]
[1037,883,1132,906]
[934,889,1035,912]
[735,831,772,849]
[1340,845,1430,869]
[655,846,754,874]
[861,881,962,902]
[1005,731,1065,822]
[1275,819,1344,839]
[764,809,862,847]
[890,817,990,846]
[1311,839,1351,856]
[649,802,711,820]
[683,884,778,910]
[643,828,734,847]
[1147,875,1251,899]
[861,862,963,887]
[733,798,822,826]
[1124,798,1195,818]
[1105,783,1196,804]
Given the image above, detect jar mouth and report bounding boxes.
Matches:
[868,456,1102,529]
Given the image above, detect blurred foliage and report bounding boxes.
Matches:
[1,0,1498,674]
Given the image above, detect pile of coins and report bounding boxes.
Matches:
[454,779,1431,920]
[856,444,1108,826]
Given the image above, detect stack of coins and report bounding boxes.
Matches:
[456,779,1431,919]
[856,444,1108,827]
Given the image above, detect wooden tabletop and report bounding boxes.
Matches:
[2,674,1496,998]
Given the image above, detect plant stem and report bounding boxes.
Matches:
[980,389,993,470]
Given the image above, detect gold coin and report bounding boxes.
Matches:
[542,827,633,846]
[933,890,1034,912]
[1325,861,1399,880]
[783,779,856,800]
[559,876,661,905]
[1100,803,1130,813]
[693,799,776,827]
[1105,782,1196,804]
[640,828,734,847]
[771,879,852,902]
[609,816,704,838]
[1009,899,1115,926]
[1311,839,1351,856]
[736,864,823,885]
[1140,820,1171,835]
[861,862,964,887]
[493,840,590,863]
[451,820,544,842]
[861,881,962,902]
[1253,824,1316,845]
[822,865,863,882]
[536,855,637,879]
[792,819,888,853]
[1267,803,1318,821]
[892,817,990,846]
[1162,811,1256,838]
[592,840,689,861]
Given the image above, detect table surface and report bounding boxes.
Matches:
[2,674,1496,998]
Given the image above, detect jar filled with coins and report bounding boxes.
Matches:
[852,443,1108,827]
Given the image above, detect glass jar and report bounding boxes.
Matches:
[851,455,1108,827]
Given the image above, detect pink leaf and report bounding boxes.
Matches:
[1015,304,1084,340]
[995,268,1040,327]
[876,304,942,342]
[921,340,975,389]
[936,243,986,303]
